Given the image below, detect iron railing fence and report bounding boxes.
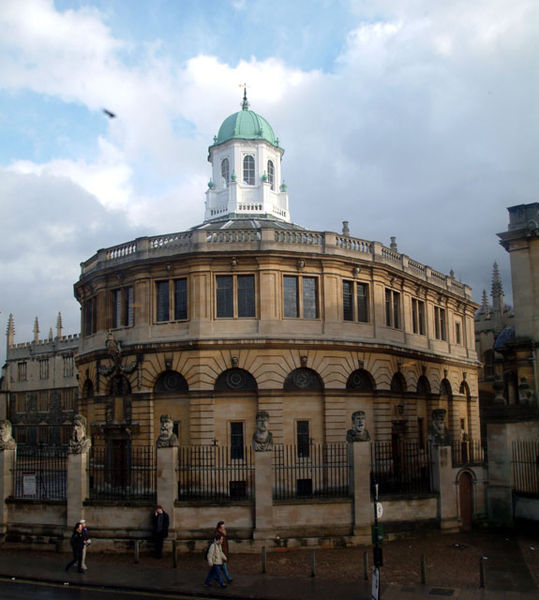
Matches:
[12,445,67,501]
[451,438,486,467]
[371,440,431,497]
[89,446,156,502]
[178,446,254,502]
[273,442,350,500]
[512,440,539,497]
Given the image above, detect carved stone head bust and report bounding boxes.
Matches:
[252,410,273,451]
[69,414,91,454]
[346,410,370,442]
[0,420,16,451]
[429,408,450,445]
[157,414,179,448]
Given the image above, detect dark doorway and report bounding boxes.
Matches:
[459,471,473,530]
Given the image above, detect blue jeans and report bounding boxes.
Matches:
[204,564,229,585]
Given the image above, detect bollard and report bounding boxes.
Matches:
[420,554,426,585]
[134,539,140,564]
[363,551,369,581]
[479,556,487,588]
[261,546,266,573]
[172,540,178,569]
[310,549,316,577]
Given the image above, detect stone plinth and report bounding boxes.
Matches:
[431,444,459,531]
[349,442,371,540]
[253,450,273,539]
[0,448,15,536]
[67,450,89,530]
[157,445,178,536]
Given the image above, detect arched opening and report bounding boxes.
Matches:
[214,368,257,392]
[416,375,431,394]
[391,372,407,393]
[221,158,229,187]
[458,471,474,530]
[284,368,324,391]
[82,379,94,398]
[154,370,188,393]
[267,160,275,190]
[346,369,375,392]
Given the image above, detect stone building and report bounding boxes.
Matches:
[1,313,78,446]
[0,93,486,549]
[482,203,539,526]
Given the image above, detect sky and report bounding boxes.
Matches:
[1,0,538,360]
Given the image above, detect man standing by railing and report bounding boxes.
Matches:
[151,505,169,558]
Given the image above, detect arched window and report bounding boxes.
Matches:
[154,370,188,393]
[391,372,407,393]
[440,378,452,397]
[284,368,324,391]
[214,368,257,391]
[346,369,375,391]
[267,160,275,190]
[243,155,255,185]
[221,158,229,187]
[82,379,94,398]
[416,375,431,394]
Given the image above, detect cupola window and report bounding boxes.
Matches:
[221,158,229,187]
[243,155,255,185]
[267,160,275,190]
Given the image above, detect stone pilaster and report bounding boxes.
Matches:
[431,444,459,531]
[485,421,513,526]
[253,451,273,539]
[67,450,90,529]
[156,446,178,536]
[0,448,16,537]
[350,442,371,541]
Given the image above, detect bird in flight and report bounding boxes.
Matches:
[102,109,116,119]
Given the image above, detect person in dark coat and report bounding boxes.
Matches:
[151,505,169,558]
[65,522,85,573]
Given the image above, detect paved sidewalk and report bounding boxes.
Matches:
[0,535,537,600]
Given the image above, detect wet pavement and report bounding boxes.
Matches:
[0,532,536,600]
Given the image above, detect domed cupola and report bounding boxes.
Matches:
[204,88,290,224]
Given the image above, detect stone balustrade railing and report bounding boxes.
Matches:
[79,228,472,299]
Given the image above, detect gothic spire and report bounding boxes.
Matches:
[480,289,490,315]
[491,262,503,299]
[6,314,14,347]
[33,316,39,344]
[56,312,63,339]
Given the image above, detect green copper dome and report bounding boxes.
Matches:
[212,90,280,148]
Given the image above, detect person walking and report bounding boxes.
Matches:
[214,520,233,582]
[80,519,90,571]
[204,533,229,588]
[151,505,169,558]
[65,522,85,573]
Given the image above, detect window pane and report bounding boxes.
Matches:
[112,289,122,328]
[357,283,369,322]
[418,300,425,335]
[230,422,244,460]
[243,155,255,185]
[156,281,170,322]
[216,275,233,318]
[385,289,392,326]
[393,291,400,329]
[284,276,299,318]
[221,158,229,186]
[297,420,310,458]
[302,277,318,319]
[125,287,134,326]
[174,279,187,320]
[412,298,418,333]
[237,275,255,317]
[435,307,440,339]
[343,280,353,321]
[440,308,446,340]
[267,160,274,190]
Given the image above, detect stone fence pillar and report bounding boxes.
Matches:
[0,447,16,538]
[349,441,371,541]
[253,450,273,540]
[66,449,90,529]
[485,421,513,526]
[156,445,178,537]
[430,444,459,531]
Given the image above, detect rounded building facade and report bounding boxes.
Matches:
[73,95,482,540]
